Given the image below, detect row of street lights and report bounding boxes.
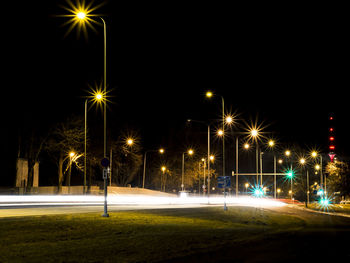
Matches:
[62,5,327,213]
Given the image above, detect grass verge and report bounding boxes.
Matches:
[0,206,345,262]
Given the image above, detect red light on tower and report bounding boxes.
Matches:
[328,114,335,162]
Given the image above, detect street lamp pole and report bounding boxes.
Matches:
[100,17,109,218]
[181,152,185,191]
[207,125,211,197]
[84,99,87,194]
[221,96,225,179]
[260,151,264,187]
[274,155,277,199]
[100,17,107,159]
[142,149,164,189]
[236,137,239,196]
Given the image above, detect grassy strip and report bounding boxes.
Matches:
[0,207,305,262]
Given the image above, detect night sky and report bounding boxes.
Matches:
[2,1,349,186]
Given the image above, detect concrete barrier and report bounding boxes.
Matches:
[8,186,176,196]
[107,186,175,197]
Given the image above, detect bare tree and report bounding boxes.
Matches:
[45,115,85,192]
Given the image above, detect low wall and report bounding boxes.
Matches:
[13,186,175,196]
[107,187,175,197]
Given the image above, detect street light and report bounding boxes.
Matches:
[206,91,226,179]
[310,151,324,193]
[68,151,75,194]
[61,3,109,217]
[299,157,309,207]
[267,139,277,199]
[277,188,281,198]
[217,129,224,136]
[84,89,105,194]
[142,148,165,188]
[181,149,194,192]
[250,128,260,186]
[187,119,212,197]
[127,138,134,146]
[245,183,249,193]
[161,166,166,191]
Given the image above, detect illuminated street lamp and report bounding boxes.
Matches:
[181,149,194,191]
[206,91,226,179]
[225,115,233,124]
[311,151,324,194]
[127,138,134,146]
[250,128,260,185]
[84,90,104,194]
[299,157,309,207]
[62,2,108,156]
[187,119,212,196]
[142,148,165,189]
[161,166,166,191]
[61,3,109,217]
[245,183,249,193]
[267,139,277,199]
[68,151,76,194]
[217,129,224,136]
[277,188,281,199]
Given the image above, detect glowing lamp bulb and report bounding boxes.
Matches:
[95,93,103,101]
[225,116,233,124]
[77,11,86,20]
[251,129,258,137]
[206,91,213,98]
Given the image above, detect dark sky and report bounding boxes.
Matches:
[2,1,349,185]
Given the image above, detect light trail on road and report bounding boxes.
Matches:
[0,195,286,208]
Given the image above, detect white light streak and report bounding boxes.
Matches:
[0,195,286,208]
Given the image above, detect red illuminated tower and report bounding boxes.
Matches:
[328,115,336,162]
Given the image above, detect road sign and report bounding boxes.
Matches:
[102,168,108,179]
[101,158,110,168]
[217,176,231,188]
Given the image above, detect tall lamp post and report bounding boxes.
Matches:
[311,151,323,194]
[70,10,109,217]
[267,140,276,198]
[299,157,308,207]
[206,91,225,178]
[181,149,194,192]
[84,91,104,194]
[284,150,293,201]
[142,148,165,188]
[249,128,260,186]
[187,119,211,196]
[72,9,108,157]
